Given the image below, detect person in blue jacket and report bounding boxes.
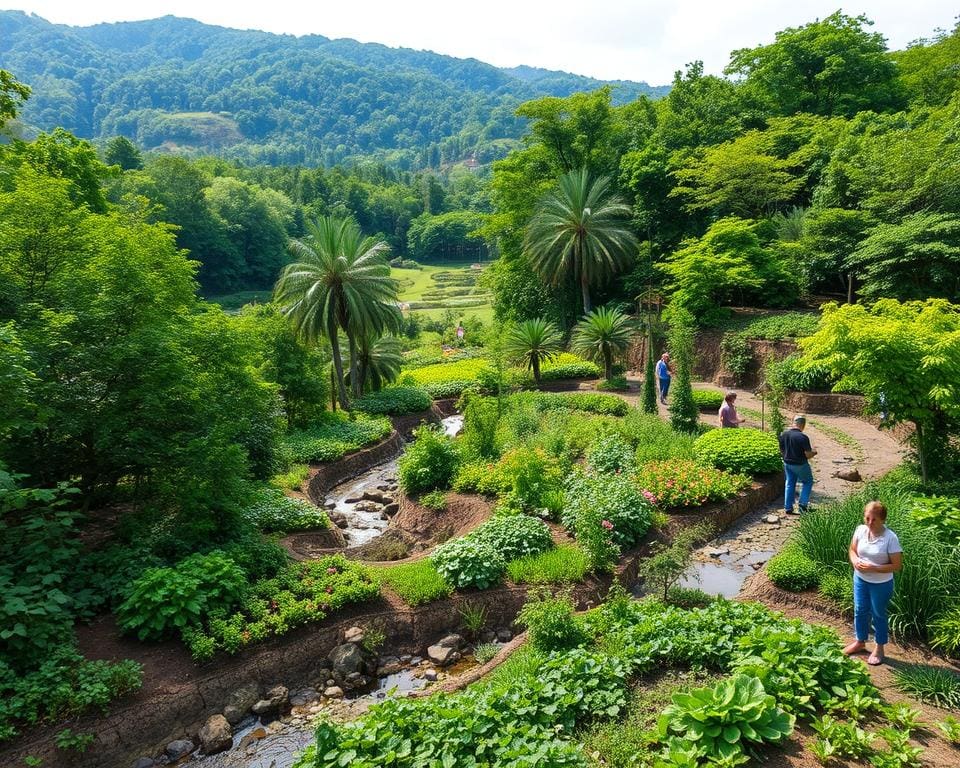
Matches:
[655,353,672,404]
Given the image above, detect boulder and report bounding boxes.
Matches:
[344,626,365,644]
[324,686,344,698]
[424,669,438,682]
[427,644,459,666]
[323,499,337,510]
[832,468,863,482]
[436,633,463,650]
[223,681,260,724]
[289,688,319,707]
[164,739,194,761]
[764,514,781,525]
[199,714,233,755]
[362,490,389,504]
[344,671,369,690]
[383,503,400,516]
[496,628,513,643]
[251,685,289,717]
[331,641,366,678]
[131,758,157,768]
[344,495,363,503]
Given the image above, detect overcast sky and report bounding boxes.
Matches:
[7,1,958,84]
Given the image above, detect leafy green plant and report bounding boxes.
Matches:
[634,460,750,508]
[516,588,586,653]
[0,648,142,743]
[398,425,459,494]
[117,551,247,641]
[243,487,329,532]
[597,374,629,391]
[562,469,654,547]
[892,665,960,708]
[883,703,923,731]
[431,537,505,589]
[720,333,752,384]
[909,495,960,545]
[54,728,95,753]
[507,544,590,585]
[270,463,310,491]
[657,674,795,765]
[282,412,392,462]
[811,715,875,759]
[354,385,432,415]
[473,642,499,665]
[666,586,715,609]
[362,625,386,654]
[420,489,447,511]
[373,560,452,606]
[586,433,636,474]
[470,513,553,561]
[694,427,783,475]
[691,388,726,410]
[766,545,821,591]
[938,715,960,743]
[494,446,564,509]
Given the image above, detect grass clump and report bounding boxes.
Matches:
[507,544,590,585]
[373,560,453,606]
[270,463,310,491]
[892,665,960,709]
[766,545,821,591]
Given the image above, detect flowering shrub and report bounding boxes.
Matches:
[562,469,654,548]
[183,555,379,661]
[283,412,392,463]
[471,514,553,561]
[694,427,782,475]
[431,537,505,589]
[633,460,750,508]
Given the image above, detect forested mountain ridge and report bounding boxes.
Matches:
[0,11,668,168]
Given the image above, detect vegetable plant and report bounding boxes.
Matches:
[657,674,795,765]
[431,537,505,589]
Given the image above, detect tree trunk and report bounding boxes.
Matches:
[915,420,927,486]
[328,320,349,409]
[347,332,361,399]
[581,277,592,315]
[604,348,613,381]
[532,357,541,388]
[847,273,854,304]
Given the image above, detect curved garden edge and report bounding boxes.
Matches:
[0,471,785,768]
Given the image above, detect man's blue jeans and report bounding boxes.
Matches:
[854,574,894,644]
[783,461,813,511]
[658,377,670,401]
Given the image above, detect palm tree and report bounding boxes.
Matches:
[504,318,563,387]
[525,168,638,314]
[274,216,399,409]
[353,331,403,393]
[571,306,633,381]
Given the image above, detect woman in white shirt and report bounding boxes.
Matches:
[842,501,903,665]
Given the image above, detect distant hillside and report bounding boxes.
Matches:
[0,11,669,168]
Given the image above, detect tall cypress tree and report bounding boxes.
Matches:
[641,322,658,414]
[668,315,699,434]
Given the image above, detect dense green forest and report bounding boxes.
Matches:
[0,11,666,169]
[482,13,960,329]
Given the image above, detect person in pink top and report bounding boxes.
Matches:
[718,392,745,428]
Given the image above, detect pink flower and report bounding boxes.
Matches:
[326,567,339,575]
[601,519,614,531]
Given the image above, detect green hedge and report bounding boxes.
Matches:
[354,386,432,415]
[766,546,820,591]
[283,413,392,463]
[692,388,725,410]
[694,427,782,475]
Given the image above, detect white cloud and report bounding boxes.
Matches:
[9,0,958,83]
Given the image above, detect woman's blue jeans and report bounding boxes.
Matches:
[853,574,894,644]
[783,461,813,511]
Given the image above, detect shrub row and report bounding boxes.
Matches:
[354,385,432,415]
[282,412,392,463]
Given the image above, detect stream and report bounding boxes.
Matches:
[322,414,464,547]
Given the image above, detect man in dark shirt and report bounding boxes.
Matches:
[778,415,817,514]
